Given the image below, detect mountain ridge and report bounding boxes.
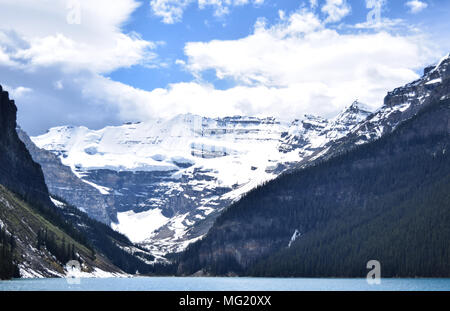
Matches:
[177,88,450,277]
[29,101,374,256]
[173,55,450,276]
[23,54,450,262]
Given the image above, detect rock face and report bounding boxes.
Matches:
[18,128,114,223]
[31,105,372,256]
[0,85,51,208]
[295,53,450,167]
[279,101,372,155]
[0,84,128,278]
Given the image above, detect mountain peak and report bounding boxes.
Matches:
[424,52,450,78]
[436,52,450,67]
[347,100,373,113]
[332,101,372,127]
[386,53,449,109]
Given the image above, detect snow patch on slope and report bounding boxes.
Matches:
[111,208,170,243]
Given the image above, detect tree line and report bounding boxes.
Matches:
[0,227,20,279]
[36,228,77,265]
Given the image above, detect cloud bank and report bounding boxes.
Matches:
[145,9,436,120]
[0,0,156,134]
[0,0,443,135]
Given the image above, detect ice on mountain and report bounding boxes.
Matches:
[288,229,301,248]
[426,78,442,85]
[111,208,170,243]
[32,104,377,255]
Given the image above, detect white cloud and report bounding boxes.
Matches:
[0,1,442,136]
[156,10,438,120]
[150,0,194,24]
[0,0,156,74]
[353,18,404,30]
[82,77,340,122]
[27,8,436,129]
[0,0,158,134]
[150,0,264,24]
[54,80,64,90]
[0,47,15,66]
[406,1,428,14]
[2,84,33,99]
[321,0,351,23]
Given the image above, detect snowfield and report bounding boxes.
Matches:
[32,104,374,255]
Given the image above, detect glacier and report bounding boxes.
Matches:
[31,103,373,256]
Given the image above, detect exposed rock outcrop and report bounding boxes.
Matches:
[18,128,114,223]
[0,85,51,208]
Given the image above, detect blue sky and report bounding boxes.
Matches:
[110,0,450,91]
[0,0,449,135]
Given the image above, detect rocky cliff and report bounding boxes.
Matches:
[17,128,114,223]
[0,84,128,277]
[0,85,52,208]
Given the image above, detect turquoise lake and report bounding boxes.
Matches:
[1,277,449,291]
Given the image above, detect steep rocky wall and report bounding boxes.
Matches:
[17,128,114,224]
[0,85,52,208]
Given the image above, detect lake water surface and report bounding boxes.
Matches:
[1,277,449,291]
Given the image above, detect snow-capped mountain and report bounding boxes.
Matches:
[28,54,450,258]
[306,53,450,165]
[175,57,450,277]
[279,101,372,155]
[30,103,372,256]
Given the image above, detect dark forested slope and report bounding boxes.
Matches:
[178,97,450,277]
